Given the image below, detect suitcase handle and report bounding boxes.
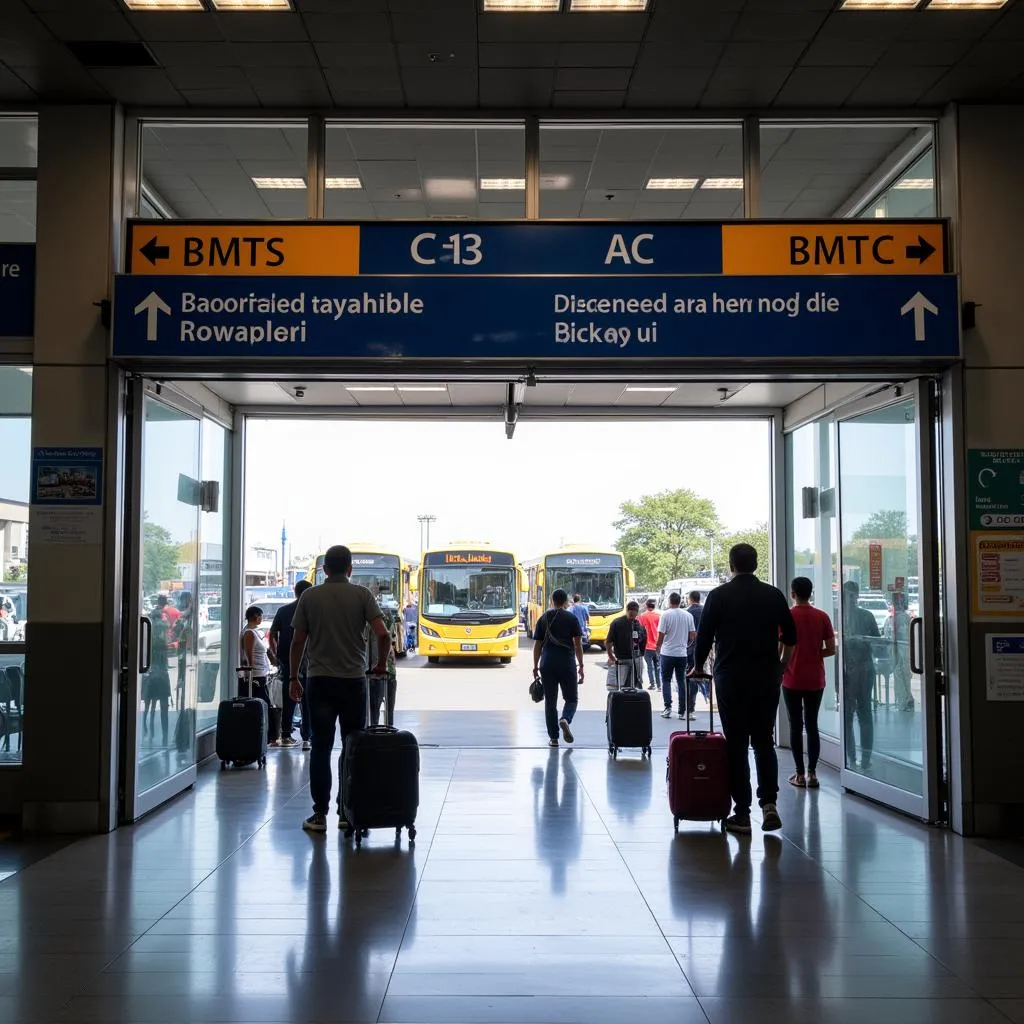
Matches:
[236,665,254,699]
[365,672,397,732]
[687,671,714,734]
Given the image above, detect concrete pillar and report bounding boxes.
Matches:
[23,105,122,833]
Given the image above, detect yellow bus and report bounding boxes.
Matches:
[526,547,635,649]
[307,545,415,656]
[418,544,522,664]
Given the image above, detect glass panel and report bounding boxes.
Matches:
[838,398,922,796]
[0,116,38,168]
[759,123,934,219]
[138,396,199,795]
[0,652,24,764]
[325,123,526,220]
[0,181,36,243]
[197,419,230,734]
[540,123,744,220]
[868,149,935,219]
[787,417,840,741]
[140,122,309,220]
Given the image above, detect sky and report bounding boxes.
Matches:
[242,418,773,566]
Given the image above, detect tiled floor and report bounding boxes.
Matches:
[2,743,1023,1023]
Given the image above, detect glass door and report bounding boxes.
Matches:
[122,382,202,821]
[836,381,943,820]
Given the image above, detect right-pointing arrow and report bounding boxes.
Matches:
[134,291,171,342]
[905,235,936,264]
[900,291,939,342]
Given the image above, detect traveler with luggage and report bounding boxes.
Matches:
[686,591,709,705]
[657,592,696,719]
[637,598,661,690]
[367,603,400,727]
[532,588,585,747]
[782,576,836,789]
[841,580,880,772]
[569,594,591,647]
[288,545,391,834]
[606,601,646,689]
[690,544,797,834]
[240,605,280,747]
[268,579,313,749]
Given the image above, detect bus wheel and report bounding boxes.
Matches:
[500,657,512,665]
[427,656,439,665]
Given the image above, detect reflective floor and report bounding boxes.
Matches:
[2,746,1024,1023]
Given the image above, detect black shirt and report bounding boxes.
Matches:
[687,602,703,652]
[270,598,300,677]
[535,608,581,665]
[693,574,797,683]
[607,615,647,659]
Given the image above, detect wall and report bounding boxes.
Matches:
[956,104,1024,836]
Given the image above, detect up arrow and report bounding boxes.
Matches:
[900,292,939,342]
[134,292,171,342]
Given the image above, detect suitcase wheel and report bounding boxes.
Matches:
[612,747,618,760]
[220,761,227,771]
[673,816,679,833]
[408,825,417,845]
[344,826,355,840]
[355,831,362,848]
[259,757,267,769]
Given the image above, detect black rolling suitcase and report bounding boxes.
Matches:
[341,674,419,847]
[607,659,653,759]
[216,666,268,770]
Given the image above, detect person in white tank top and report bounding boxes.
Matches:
[240,605,280,745]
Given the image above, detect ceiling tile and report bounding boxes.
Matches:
[233,42,320,68]
[626,69,712,108]
[555,68,630,92]
[315,43,397,68]
[90,68,183,104]
[126,13,226,43]
[400,69,478,108]
[479,44,559,68]
[391,13,477,43]
[638,41,724,70]
[37,10,137,43]
[799,39,889,67]
[646,8,740,39]
[396,45,477,69]
[557,43,639,68]
[845,67,946,107]
[180,87,260,107]
[731,12,828,42]
[304,13,392,41]
[553,90,626,109]
[219,13,310,43]
[479,68,554,108]
[774,66,870,107]
[0,65,36,101]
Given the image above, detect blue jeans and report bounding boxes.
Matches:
[307,676,366,815]
[643,649,660,687]
[541,658,578,740]
[661,655,688,710]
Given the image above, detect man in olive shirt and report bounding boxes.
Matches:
[289,545,391,834]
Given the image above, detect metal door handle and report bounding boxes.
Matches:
[909,616,924,675]
[139,616,152,674]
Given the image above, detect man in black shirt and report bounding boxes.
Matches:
[269,579,313,748]
[606,601,647,688]
[691,544,797,834]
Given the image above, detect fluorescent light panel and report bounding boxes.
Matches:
[569,0,649,9]
[326,177,362,189]
[346,386,394,392]
[398,386,448,392]
[123,0,204,8]
[482,0,560,10]
[625,386,677,393]
[926,0,1009,7]
[252,176,304,189]
[701,178,744,189]
[210,0,292,9]
[892,177,934,189]
[480,177,526,189]
[646,177,699,190]
[839,0,920,7]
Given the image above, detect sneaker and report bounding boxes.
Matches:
[647,683,657,690]
[761,804,782,832]
[302,812,327,833]
[559,718,574,744]
[725,814,752,835]
[548,738,559,748]
[660,707,673,719]
[279,737,299,747]
[269,739,282,747]
[677,712,687,720]
[302,740,311,751]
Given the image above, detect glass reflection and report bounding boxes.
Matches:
[532,749,582,894]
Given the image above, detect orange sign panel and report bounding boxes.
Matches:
[127,223,360,277]
[722,223,945,276]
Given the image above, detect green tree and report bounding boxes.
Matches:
[721,523,771,581]
[852,509,907,541]
[143,517,180,595]
[3,563,26,583]
[614,489,722,589]
[847,509,917,587]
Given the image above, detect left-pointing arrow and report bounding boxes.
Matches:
[139,236,170,266]
[134,292,171,342]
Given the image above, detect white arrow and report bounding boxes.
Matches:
[134,292,171,342]
[900,291,938,342]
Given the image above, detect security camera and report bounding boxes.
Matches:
[294,386,306,399]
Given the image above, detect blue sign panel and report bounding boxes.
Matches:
[0,243,35,337]
[31,447,104,506]
[112,273,960,361]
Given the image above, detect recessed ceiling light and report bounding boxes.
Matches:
[326,177,362,189]
[122,0,204,9]
[892,177,934,189]
[425,178,476,199]
[700,178,744,189]
[839,0,920,8]
[345,385,395,392]
[540,174,572,189]
[926,0,1008,8]
[480,177,526,190]
[252,176,305,189]
[625,385,678,393]
[646,177,699,190]
[569,0,649,9]
[398,386,448,392]
[210,0,293,9]
[482,0,560,10]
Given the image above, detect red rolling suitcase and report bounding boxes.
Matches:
[667,673,731,832]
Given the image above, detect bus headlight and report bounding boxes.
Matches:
[420,624,440,638]
[496,626,517,638]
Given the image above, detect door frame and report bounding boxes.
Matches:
[119,378,203,822]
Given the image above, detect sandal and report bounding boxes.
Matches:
[806,773,820,789]
[788,773,806,787]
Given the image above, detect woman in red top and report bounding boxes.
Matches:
[782,577,836,789]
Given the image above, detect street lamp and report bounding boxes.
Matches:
[417,514,437,552]
[708,531,716,579]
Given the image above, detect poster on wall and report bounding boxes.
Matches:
[968,449,1024,620]
[30,446,104,547]
[985,635,1024,701]
[971,534,1024,618]
[869,543,883,589]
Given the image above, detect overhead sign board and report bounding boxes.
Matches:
[113,219,958,362]
[0,243,35,337]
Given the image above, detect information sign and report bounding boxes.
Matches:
[985,635,1024,701]
[0,243,34,337]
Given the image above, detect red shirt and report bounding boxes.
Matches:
[638,610,660,651]
[783,603,834,691]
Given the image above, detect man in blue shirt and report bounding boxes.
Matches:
[569,594,590,644]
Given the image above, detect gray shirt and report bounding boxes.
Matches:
[292,575,383,679]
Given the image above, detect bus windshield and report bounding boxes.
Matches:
[423,566,517,622]
[548,568,623,612]
[352,570,401,611]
